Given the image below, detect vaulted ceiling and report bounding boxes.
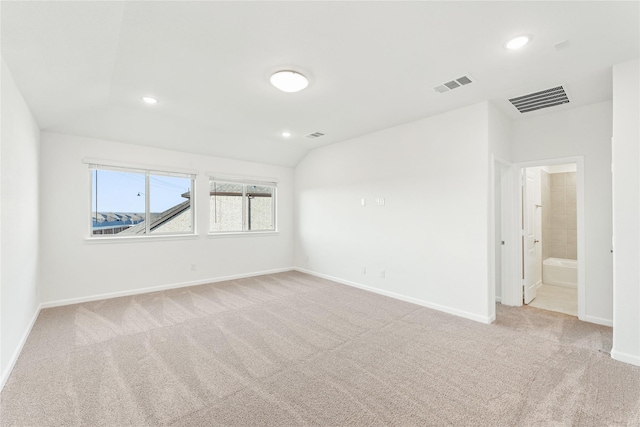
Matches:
[2,1,638,166]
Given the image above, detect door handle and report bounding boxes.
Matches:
[534,240,540,243]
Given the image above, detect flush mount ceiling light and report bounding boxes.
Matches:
[506,35,530,50]
[142,96,158,104]
[270,71,308,93]
[281,131,291,138]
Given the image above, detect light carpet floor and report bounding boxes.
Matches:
[1,271,639,426]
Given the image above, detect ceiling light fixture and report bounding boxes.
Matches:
[281,131,291,138]
[506,35,530,50]
[270,71,308,93]
[142,96,158,104]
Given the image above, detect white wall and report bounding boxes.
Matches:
[488,103,512,163]
[295,102,493,323]
[39,132,294,304]
[612,59,640,366]
[1,60,41,386]
[511,101,613,324]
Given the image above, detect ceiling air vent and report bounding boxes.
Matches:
[444,80,461,90]
[509,86,569,113]
[306,132,325,138]
[433,75,474,93]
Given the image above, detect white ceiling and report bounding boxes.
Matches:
[2,1,638,167]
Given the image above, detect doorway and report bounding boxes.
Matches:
[515,158,585,318]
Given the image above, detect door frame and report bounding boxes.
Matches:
[489,155,515,322]
[504,156,585,320]
[523,167,543,304]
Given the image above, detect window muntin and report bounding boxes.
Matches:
[90,165,195,237]
[209,179,276,233]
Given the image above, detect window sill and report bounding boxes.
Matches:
[207,231,279,239]
[85,233,200,244]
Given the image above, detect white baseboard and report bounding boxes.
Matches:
[580,315,613,327]
[495,296,502,303]
[295,268,493,324]
[611,349,640,366]
[1,303,42,391]
[40,267,295,309]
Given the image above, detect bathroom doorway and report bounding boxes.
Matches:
[517,158,585,318]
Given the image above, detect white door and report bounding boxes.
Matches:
[495,162,510,303]
[523,168,541,304]
[500,164,511,301]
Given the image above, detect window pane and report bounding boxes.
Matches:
[246,185,274,231]
[92,169,145,236]
[149,175,193,234]
[210,181,244,232]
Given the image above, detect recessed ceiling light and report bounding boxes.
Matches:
[142,96,158,104]
[270,71,309,93]
[281,131,291,138]
[506,35,530,50]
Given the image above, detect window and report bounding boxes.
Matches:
[90,164,195,237]
[209,179,276,233]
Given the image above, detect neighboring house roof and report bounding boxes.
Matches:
[209,182,272,197]
[92,212,145,224]
[119,201,191,235]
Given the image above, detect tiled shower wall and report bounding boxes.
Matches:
[543,171,577,260]
[541,171,550,261]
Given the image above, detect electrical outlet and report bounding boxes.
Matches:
[190,264,197,271]
[362,267,366,275]
[380,270,385,278]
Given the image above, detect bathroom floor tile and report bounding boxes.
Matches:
[528,284,577,316]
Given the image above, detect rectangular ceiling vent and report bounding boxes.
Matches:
[509,86,569,113]
[306,132,325,138]
[433,75,474,93]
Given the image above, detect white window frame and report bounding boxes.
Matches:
[88,163,196,239]
[208,176,277,235]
